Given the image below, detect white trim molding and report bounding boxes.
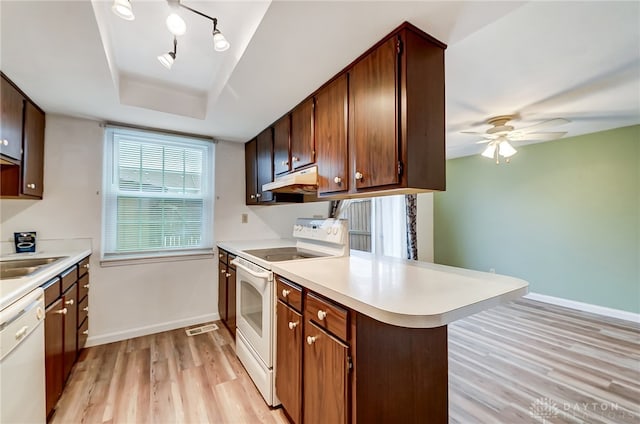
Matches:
[525,292,640,323]
[85,312,220,347]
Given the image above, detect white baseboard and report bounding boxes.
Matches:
[524,292,639,323]
[85,312,220,347]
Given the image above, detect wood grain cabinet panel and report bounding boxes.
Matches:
[62,283,77,382]
[22,101,45,197]
[245,139,258,204]
[349,36,400,190]
[45,298,65,417]
[290,98,315,170]
[276,301,303,424]
[315,74,348,195]
[276,276,302,312]
[303,320,349,424]
[273,115,291,175]
[256,128,274,203]
[0,76,24,160]
[218,250,236,337]
[227,265,236,336]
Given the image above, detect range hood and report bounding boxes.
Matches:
[262,166,318,194]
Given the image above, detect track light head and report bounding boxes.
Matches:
[112,0,134,21]
[158,37,178,69]
[212,29,230,52]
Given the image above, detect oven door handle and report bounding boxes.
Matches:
[231,258,273,280]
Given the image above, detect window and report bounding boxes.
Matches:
[102,127,214,260]
[341,195,408,258]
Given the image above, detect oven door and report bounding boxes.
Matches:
[233,259,273,367]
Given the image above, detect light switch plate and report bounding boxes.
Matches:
[241,213,248,223]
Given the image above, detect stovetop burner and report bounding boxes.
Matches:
[242,247,328,262]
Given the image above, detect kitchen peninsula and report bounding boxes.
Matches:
[221,240,528,424]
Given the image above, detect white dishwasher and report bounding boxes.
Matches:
[0,287,46,424]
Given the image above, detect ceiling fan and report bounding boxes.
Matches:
[462,115,570,164]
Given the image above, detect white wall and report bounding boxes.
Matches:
[0,115,328,345]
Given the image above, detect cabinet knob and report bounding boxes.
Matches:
[334,176,342,184]
[221,269,226,274]
[292,156,299,162]
[84,263,90,269]
[225,273,231,277]
[306,336,317,345]
[288,321,299,330]
[281,160,289,166]
[2,139,7,146]
[65,299,74,306]
[282,289,290,298]
[219,253,224,258]
[256,193,261,198]
[27,183,36,189]
[83,284,90,289]
[317,310,327,321]
[55,307,68,315]
[250,194,256,199]
[83,306,89,312]
[83,330,89,335]
[355,171,363,180]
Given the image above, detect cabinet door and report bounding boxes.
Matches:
[62,284,77,382]
[45,298,65,417]
[227,266,237,336]
[256,128,274,203]
[350,36,400,190]
[273,115,291,175]
[290,98,315,170]
[218,259,228,322]
[316,75,348,194]
[304,320,349,424]
[276,301,302,424]
[22,101,45,197]
[245,139,258,204]
[0,77,24,161]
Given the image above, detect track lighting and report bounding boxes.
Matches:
[111,1,230,69]
[112,0,134,21]
[158,37,177,69]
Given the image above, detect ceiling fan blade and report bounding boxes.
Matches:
[512,118,570,135]
[475,139,492,144]
[460,131,486,135]
[508,131,568,141]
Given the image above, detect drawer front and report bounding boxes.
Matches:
[218,249,228,264]
[78,273,90,301]
[277,276,303,312]
[78,295,89,326]
[305,292,348,341]
[43,277,61,308]
[78,256,90,278]
[77,317,89,351]
[60,266,77,293]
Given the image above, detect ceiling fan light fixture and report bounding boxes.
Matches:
[166,13,187,36]
[212,29,230,52]
[481,144,496,159]
[498,140,517,158]
[158,52,175,69]
[112,0,135,21]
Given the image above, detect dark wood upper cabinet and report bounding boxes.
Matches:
[256,128,274,203]
[245,139,258,204]
[0,76,24,161]
[349,36,399,190]
[22,101,45,197]
[315,74,349,195]
[290,98,315,170]
[273,115,291,176]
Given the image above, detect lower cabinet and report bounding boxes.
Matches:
[218,250,236,337]
[303,321,349,424]
[275,274,449,424]
[276,301,302,424]
[42,255,91,419]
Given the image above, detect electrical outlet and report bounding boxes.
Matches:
[241,213,248,224]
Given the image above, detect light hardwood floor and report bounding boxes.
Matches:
[51,299,639,424]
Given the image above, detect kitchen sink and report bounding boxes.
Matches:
[0,256,67,279]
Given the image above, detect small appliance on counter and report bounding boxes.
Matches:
[14,232,36,253]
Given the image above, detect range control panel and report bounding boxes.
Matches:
[293,218,348,245]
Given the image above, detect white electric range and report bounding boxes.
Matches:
[229,218,349,406]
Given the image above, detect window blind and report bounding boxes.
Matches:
[102,127,214,257]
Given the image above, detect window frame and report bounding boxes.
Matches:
[101,126,215,263]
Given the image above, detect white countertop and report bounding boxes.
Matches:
[0,239,92,311]
[218,240,528,328]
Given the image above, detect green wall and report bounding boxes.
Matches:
[434,125,639,313]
